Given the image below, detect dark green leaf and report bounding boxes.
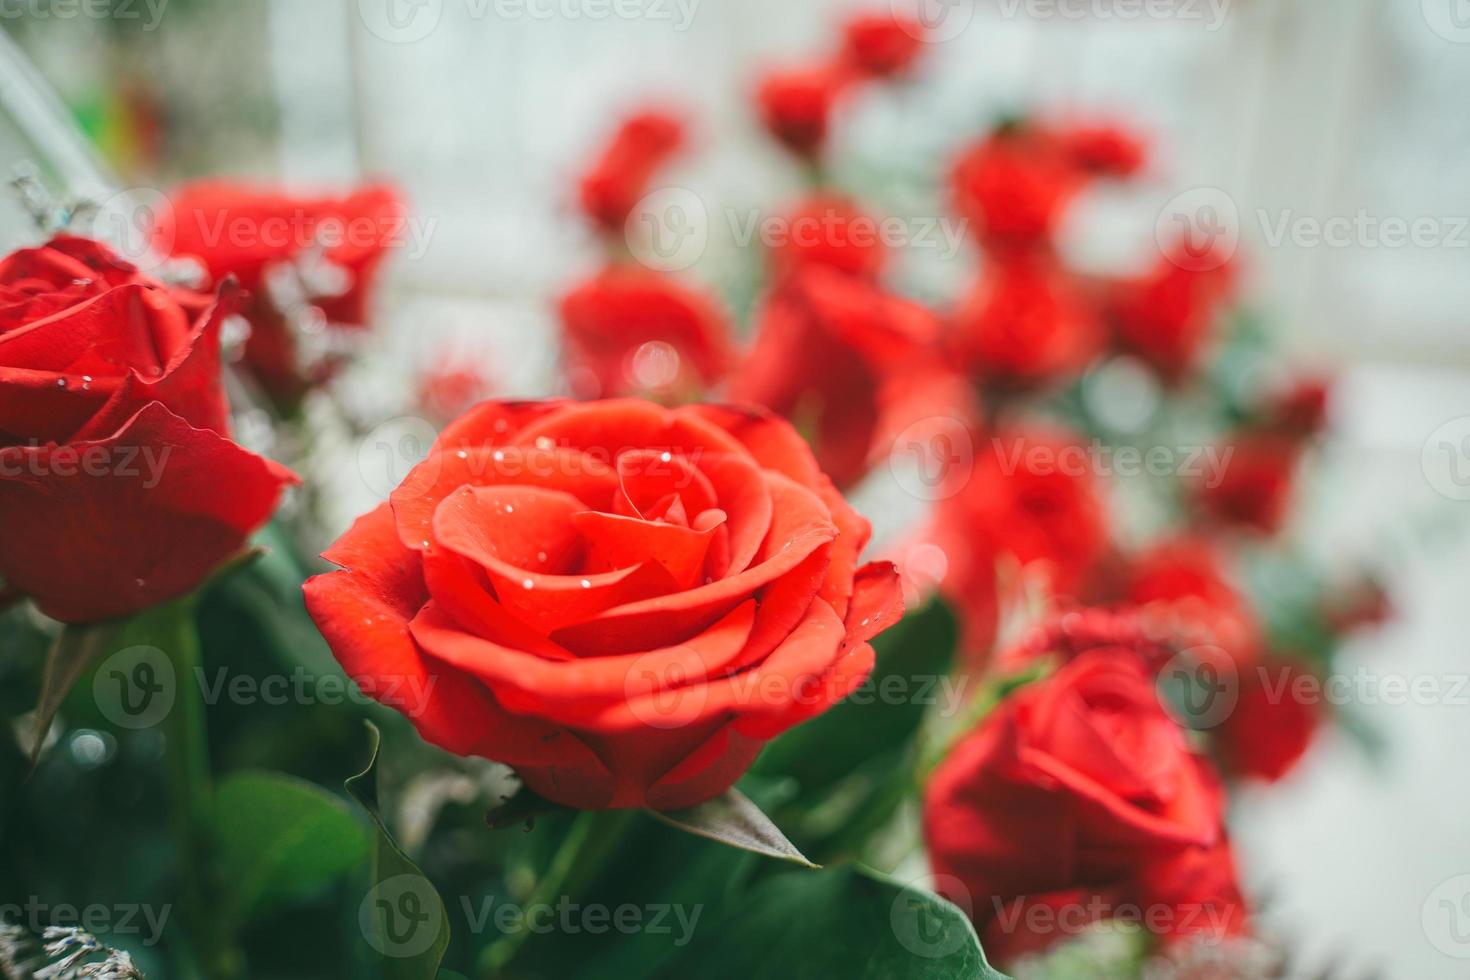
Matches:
[647,787,817,868]
[657,865,1006,980]
[346,721,450,980]
[215,770,369,925]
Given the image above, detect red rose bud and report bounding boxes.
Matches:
[730,265,941,488]
[1196,434,1301,534]
[417,353,495,424]
[1124,538,1262,666]
[923,429,1110,660]
[558,266,733,401]
[950,127,1085,251]
[840,13,926,78]
[0,236,297,623]
[948,255,1103,387]
[924,651,1248,965]
[577,109,686,233]
[1215,658,1321,783]
[1110,242,1236,384]
[1261,376,1332,438]
[755,62,855,159]
[304,399,902,810]
[767,195,888,282]
[1059,123,1149,177]
[153,181,406,403]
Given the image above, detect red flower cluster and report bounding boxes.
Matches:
[306,399,901,809]
[0,236,295,622]
[925,638,1249,965]
[154,181,406,406]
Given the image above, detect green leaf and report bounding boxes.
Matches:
[28,619,119,765]
[346,722,450,979]
[657,865,1006,980]
[647,787,818,868]
[214,770,369,926]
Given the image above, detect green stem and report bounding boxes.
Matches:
[477,809,633,979]
[144,596,244,980]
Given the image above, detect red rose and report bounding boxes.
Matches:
[730,265,941,487]
[578,109,686,233]
[951,127,1084,251]
[1260,376,1331,438]
[767,195,887,282]
[1059,124,1148,177]
[1110,243,1235,383]
[417,353,495,424]
[304,399,902,810]
[1216,659,1321,783]
[948,256,1102,386]
[926,430,1109,657]
[0,236,296,623]
[840,13,925,77]
[924,651,1247,964]
[755,63,855,159]
[154,181,406,403]
[1196,434,1300,534]
[1124,539,1261,665]
[558,266,733,401]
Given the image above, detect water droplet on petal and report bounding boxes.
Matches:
[456,449,468,459]
[522,578,535,590]
[580,578,591,589]
[535,436,554,450]
[537,551,548,563]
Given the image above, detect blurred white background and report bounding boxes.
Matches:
[5,1,1470,975]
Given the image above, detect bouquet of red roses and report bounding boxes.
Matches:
[0,10,1390,980]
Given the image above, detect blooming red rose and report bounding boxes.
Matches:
[154,181,406,403]
[1059,124,1148,177]
[730,265,942,488]
[924,650,1248,964]
[1196,433,1300,534]
[951,127,1084,251]
[1124,538,1261,665]
[755,63,855,159]
[0,236,296,623]
[558,266,733,401]
[767,195,887,282]
[840,13,925,78]
[1110,243,1235,383]
[925,430,1109,658]
[577,109,686,233]
[304,399,902,810]
[948,256,1103,387]
[1216,658,1321,783]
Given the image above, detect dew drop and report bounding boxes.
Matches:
[522,578,535,590]
[504,504,514,514]
[55,378,66,388]
[660,451,672,463]
[492,450,506,462]
[535,436,554,450]
[493,419,509,433]
[537,551,548,563]
[134,578,146,588]
[580,578,591,589]
[456,449,468,459]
